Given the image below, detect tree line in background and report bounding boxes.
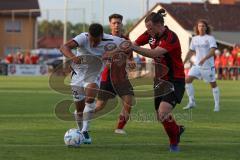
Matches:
[38,19,137,39]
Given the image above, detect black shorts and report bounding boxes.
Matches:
[154,80,185,110]
[97,78,134,101]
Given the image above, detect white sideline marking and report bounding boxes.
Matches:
[1,142,239,147]
[0,90,57,94]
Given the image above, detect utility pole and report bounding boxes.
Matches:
[146,0,150,12]
[83,8,86,32]
[63,0,68,68]
[101,0,104,24]
[63,0,68,44]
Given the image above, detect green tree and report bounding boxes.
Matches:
[38,20,90,39]
[123,18,138,34]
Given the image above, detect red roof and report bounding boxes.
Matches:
[161,3,240,31]
[128,2,240,33]
[38,36,63,49]
[0,0,40,17]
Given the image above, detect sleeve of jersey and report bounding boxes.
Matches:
[189,39,195,51]
[73,33,86,47]
[134,31,149,46]
[209,36,217,49]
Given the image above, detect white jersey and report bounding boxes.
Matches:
[190,34,217,68]
[70,32,125,89]
[73,32,124,57]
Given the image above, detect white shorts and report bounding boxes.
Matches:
[188,65,216,83]
[70,60,103,102]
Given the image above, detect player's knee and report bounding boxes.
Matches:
[158,103,172,121]
[122,95,135,108]
[158,113,166,122]
[85,97,95,104]
[185,77,192,83]
[123,101,133,109]
[210,82,217,88]
[95,101,106,112]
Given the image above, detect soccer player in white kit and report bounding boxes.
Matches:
[60,23,125,144]
[183,19,220,112]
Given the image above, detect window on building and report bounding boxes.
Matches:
[5,20,22,32]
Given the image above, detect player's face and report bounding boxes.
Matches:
[198,22,206,35]
[145,21,155,37]
[152,23,165,36]
[89,34,102,48]
[109,18,122,35]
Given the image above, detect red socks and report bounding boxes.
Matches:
[117,115,127,129]
[162,116,179,145]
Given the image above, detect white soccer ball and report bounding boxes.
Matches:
[64,128,84,147]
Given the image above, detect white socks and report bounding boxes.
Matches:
[81,102,96,132]
[186,83,195,104]
[186,83,220,111]
[212,87,220,108]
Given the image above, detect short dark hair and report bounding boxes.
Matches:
[109,13,123,22]
[88,23,103,37]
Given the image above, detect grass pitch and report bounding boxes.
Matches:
[0,76,239,160]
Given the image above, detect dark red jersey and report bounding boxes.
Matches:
[135,27,185,81]
[135,31,158,49]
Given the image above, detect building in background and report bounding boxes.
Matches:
[38,36,63,49]
[0,0,40,58]
[128,2,240,59]
[209,0,240,5]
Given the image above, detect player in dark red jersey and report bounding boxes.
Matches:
[95,14,135,134]
[132,9,185,152]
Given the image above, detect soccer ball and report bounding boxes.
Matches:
[64,128,84,147]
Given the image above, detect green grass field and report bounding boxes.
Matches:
[0,76,239,160]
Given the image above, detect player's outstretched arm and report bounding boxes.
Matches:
[60,40,81,64]
[103,40,132,59]
[131,43,167,58]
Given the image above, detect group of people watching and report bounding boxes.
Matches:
[186,44,240,80]
[4,51,39,65]
[215,45,240,80]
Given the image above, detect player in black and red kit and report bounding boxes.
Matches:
[133,9,185,152]
[95,14,135,134]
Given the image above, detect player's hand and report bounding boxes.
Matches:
[119,40,132,52]
[131,42,139,51]
[72,56,81,64]
[128,60,136,70]
[102,51,114,60]
[199,59,205,66]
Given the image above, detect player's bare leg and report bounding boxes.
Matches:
[95,100,108,113]
[183,76,197,110]
[74,100,85,130]
[210,81,220,112]
[115,95,133,134]
[158,102,184,152]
